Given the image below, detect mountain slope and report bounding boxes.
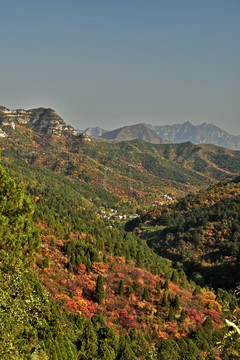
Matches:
[1,104,240,211]
[148,121,240,150]
[126,176,240,290]
[1,120,240,212]
[100,123,170,144]
[1,162,234,360]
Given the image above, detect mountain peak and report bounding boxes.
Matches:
[0,105,77,137]
[100,123,170,144]
[84,126,108,138]
[150,122,240,150]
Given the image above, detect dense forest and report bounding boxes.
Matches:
[0,162,240,359]
[126,176,240,291]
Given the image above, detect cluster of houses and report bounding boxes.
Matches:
[99,194,175,222]
[100,209,138,221]
[155,194,175,206]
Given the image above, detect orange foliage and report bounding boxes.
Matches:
[204,299,222,312]
[91,261,108,274]
[157,330,168,339]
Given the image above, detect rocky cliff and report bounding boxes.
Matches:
[0,106,77,137]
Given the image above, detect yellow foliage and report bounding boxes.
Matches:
[91,261,107,274]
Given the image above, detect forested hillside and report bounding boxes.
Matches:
[1,161,240,359]
[1,121,240,213]
[126,176,240,291]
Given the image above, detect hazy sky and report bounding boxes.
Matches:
[1,0,240,134]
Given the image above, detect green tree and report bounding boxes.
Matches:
[127,285,134,297]
[43,255,50,268]
[168,307,175,322]
[95,275,105,304]
[193,285,202,296]
[118,279,124,295]
[162,293,168,308]
[142,286,150,301]
[0,165,39,266]
[172,294,180,312]
[180,309,186,322]
[164,279,169,291]
[158,339,180,360]
[202,317,214,331]
[77,320,98,359]
[156,282,161,297]
[171,270,178,284]
[131,331,154,360]
[116,335,138,360]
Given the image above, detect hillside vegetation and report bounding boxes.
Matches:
[1,162,240,359]
[1,123,240,213]
[126,176,240,291]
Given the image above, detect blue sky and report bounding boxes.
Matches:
[1,0,240,133]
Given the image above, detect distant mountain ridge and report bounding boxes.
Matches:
[84,126,107,138]
[99,123,170,144]
[1,105,240,150]
[85,121,240,150]
[148,121,240,150]
[2,103,240,211]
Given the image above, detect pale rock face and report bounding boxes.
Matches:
[1,108,12,114]
[1,120,15,129]
[81,133,91,141]
[0,128,7,137]
[0,105,78,137]
[11,109,30,124]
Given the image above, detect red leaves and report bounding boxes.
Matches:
[120,309,136,328]
[65,299,78,313]
[36,229,223,341]
[209,309,220,325]
[76,264,86,275]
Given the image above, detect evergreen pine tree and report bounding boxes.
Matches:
[50,237,56,247]
[43,255,50,269]
[86,254,92,274]
[118,280,124,295]
[156,282,161,297]
[172,294,180,312]
[77,320,98,359]
[117,335,138,360]
[193,285,201,295]
[103,253,107,264]
[202,317,214,331]
[164,279,169,291]
[95,274,105,304]
[162,293,168,308]
[168,307,175,322]
[171,270,178,284]
[127,285,134,297]
[180,309,186,322]
[167,293,172,303]
[142,286,150,302]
